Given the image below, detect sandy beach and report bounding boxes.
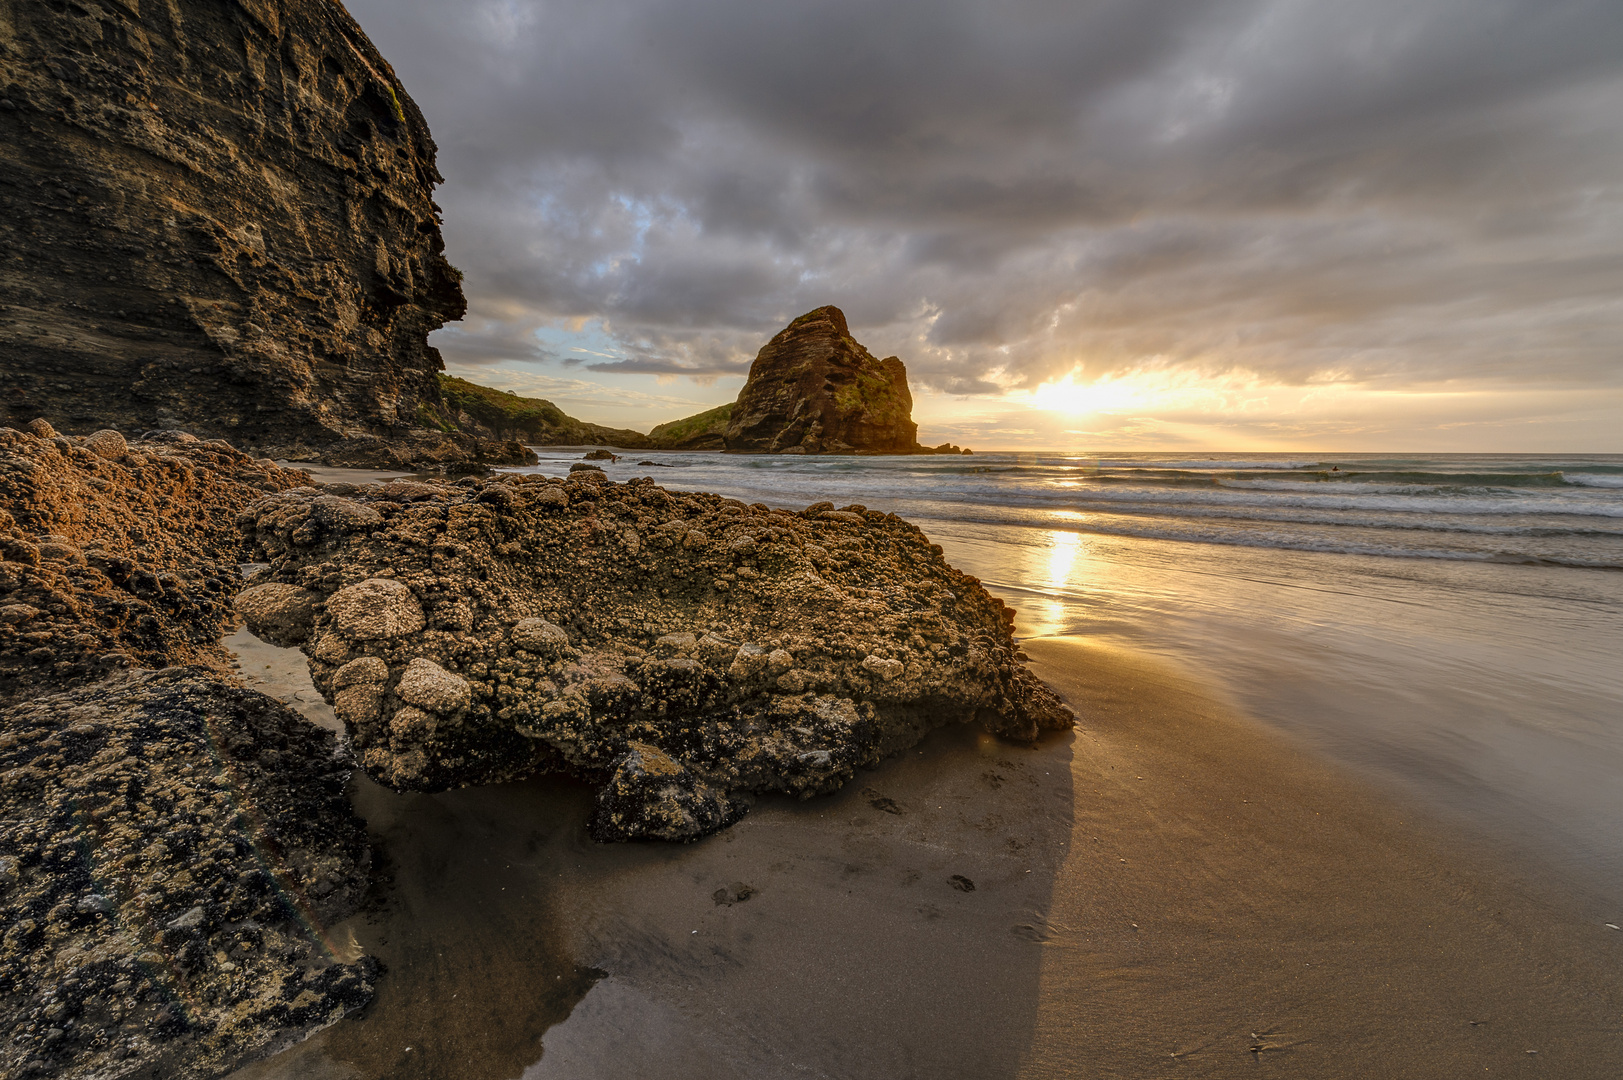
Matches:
[225,629,1623,1079]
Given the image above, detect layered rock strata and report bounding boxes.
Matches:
[0,0,512,467]
[0,422,311,703]
[0,669,376,1080]
[235,471,1074,841]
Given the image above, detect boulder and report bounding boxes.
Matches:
[233,583,319,645]
[591,743,749,842]
[239,474,1074,832]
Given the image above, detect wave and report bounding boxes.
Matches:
[973,517,1623,570]
[1057,504,1623,539]
[1216,479,1442,495]
[1045,519,1616,568]
[1052,487,1623,518]
[1092,459,1323,470]
[1564,473,1623,489]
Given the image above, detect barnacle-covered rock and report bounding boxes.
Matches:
[0,669,375,1080]
[237,473,1074,836]
[0,424,311,704]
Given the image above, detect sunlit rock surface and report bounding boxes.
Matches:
[724,306,922,454]
[0,423,310,703]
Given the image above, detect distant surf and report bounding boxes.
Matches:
[516,450,1623,571]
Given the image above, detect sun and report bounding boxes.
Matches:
[1032,374,1095,414]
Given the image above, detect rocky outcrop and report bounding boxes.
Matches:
[723,306,922,454]
[0,422,378,1078]
[235,472,1074,841]
[0,422,312,703]
[648,307,968,455]
[0,669,376,1080]
[0,0,511,467]
[437,376,652,450]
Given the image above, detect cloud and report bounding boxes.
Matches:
[349,0,1623,437]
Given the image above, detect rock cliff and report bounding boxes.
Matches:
[0,0,507,466]
[723,307,919,454]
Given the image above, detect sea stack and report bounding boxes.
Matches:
[0,0,514,467]
[723,306,923,454]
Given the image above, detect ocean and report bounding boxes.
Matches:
[514,450,1623,903]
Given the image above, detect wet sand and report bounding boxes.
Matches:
[273,464,416,487]
[227,632,1623,1079]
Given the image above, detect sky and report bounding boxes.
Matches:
[345,0,1623,451]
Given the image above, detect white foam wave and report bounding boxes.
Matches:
[1217,479,1434,495]
[1057,486,1623,518]
[1094,459,1320,471]
[1034,519,1620,567]
[1563,473,1623,489]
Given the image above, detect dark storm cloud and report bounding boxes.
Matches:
[346,0,1623,397]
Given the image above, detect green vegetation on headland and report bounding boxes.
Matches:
[435,375,652,448]
[647,402,733,450]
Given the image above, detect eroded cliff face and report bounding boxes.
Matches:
[0,0,467,460]
[724,306,921,454]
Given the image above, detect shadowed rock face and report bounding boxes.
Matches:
[0,0,479,464]
[724,306,921,454]
[235,473,1073,841]
[0,669,377,1080]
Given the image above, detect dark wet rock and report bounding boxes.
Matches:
[582,449,620,462]
[0,0,521,471]
[949,875,976,892]
[865,788,905,815]
[0,424,310,704]
[312,431,537,472]
[712,882,757,906]
[591,743,750,842]
[0,668,375,1080]
[236,473,1074,838]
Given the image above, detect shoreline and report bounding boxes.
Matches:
[229,629,1623,1078]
